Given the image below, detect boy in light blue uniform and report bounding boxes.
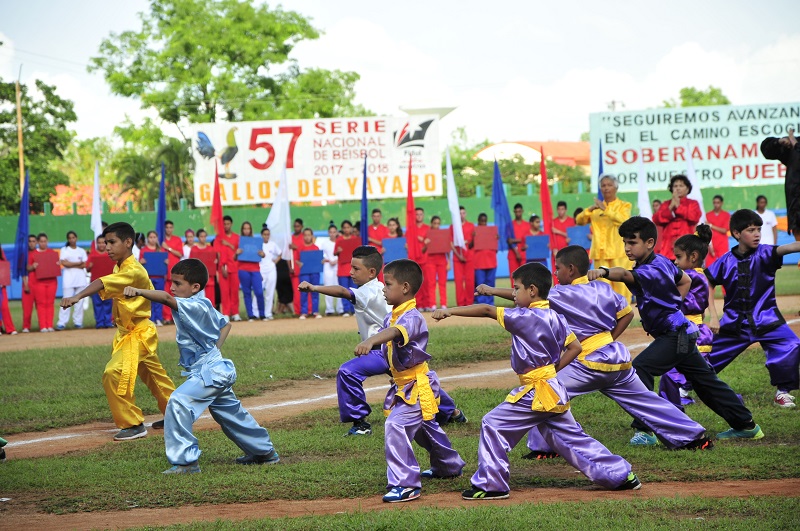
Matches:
[124,258,278,474]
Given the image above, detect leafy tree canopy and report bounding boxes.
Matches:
[663,86,731,108]
[89,0,369,124]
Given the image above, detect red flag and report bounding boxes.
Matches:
[405,154,420,261]
[539,146,553,237]
[210,161,224,236]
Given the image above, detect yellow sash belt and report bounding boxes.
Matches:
[112,320,158,396]
[577,331,632,372]
[389,361,439,421]
[686,314,703,325]
[505,364,569,413]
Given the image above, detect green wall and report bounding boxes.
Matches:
[1,184,787,241]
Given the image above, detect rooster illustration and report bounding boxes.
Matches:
[196,127,239,179]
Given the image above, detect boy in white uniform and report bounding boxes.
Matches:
[57,231,88,330]
[259,226,281,320]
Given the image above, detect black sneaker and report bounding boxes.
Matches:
[676,436,713,451]
[462,486,510,500]
[449,409,468,424]
[344,421,372,437]
[113,424,147,441]
[421,468,463,479]
[615,472,642,490]
[522,450,559,460]
[151,419,165,430]
[235,450,280,465]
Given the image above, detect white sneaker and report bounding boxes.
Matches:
[231,314,242,322]
[314,313,322,319]
[155,320,164,327]
[9,331,17,335]
[22,328,30,333]
[775,392,796,408]
[342,313,351,318]
[299,314,307,320]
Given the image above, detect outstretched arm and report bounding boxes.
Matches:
[354,326,402,356]
[432,304,497,321]
[298,281,355,301]
[123,286,179,311]
[61,278,105,308]
[474,284,514,301]
[587,267,635,286]
[777,241,800,257]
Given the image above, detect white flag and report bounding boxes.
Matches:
[637,149,652,218]
[685,143,706,223]
[90,162,104,238]
[265,164,293,261]
[445,148,465,249]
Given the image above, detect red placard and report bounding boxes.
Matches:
[0,261,10,287]
[426,229,451,254]
[473,226,499,251]
[193,250,218,276]
[34,250,61,279]
[87,253,116,281]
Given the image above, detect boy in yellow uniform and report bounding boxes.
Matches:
[61,222,176,441]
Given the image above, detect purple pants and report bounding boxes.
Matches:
[709,324,800,392]
[336,350,457,424]
[528,363,706,451]
[472,391,631,493]
[384,397,465,489]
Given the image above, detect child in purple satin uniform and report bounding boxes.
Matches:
[354,259,465,503]
[659,225,717,409]
[591,216,762,441]
[435,262,640,500]
[705,209,800,409]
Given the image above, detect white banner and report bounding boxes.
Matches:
[590,102,800,192]
[190,116,442,206]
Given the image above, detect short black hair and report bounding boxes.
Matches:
[165,220,174,226]
[341,219,353,228]
[372,208,381,215]
[730,209,763,236]
[96,234,105,242]
[513,203,523,210]
[459,205,466,211]
[28,234,37,241]
[668,174,692,193]
[302,227,314,235]
[555,245,590,275]
[573,207,583,218]
[756,195,767,204]
[529,215,540,223]
[103,222,135,243]
[196,228,207,237]
[384,259,423,294]
[415,207,424,213]
[557,201,567,208]
[619,216,658,244]
[171,258,209,289]
[512,262,552,299]
[223,215,233,223]
[294,218,303,225]
[478,212,488,222]
[713,195,724,202]
[37,232,48,240]
[431,215,441,223]
[352,246,383,272]
[674,224,712,261]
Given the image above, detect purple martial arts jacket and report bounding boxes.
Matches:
[683,268,713,351]
[704,244,786,336]
[630,252,697,337]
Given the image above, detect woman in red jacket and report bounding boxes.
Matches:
[652,174,702,260]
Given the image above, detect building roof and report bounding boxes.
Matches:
[474,141,590,167]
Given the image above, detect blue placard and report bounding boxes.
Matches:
[142,251,168,277]
[525,235,550,261]
[566,225,592,251]
[237,236,263,263]
[299,250,324,274]
[382,237,407,264]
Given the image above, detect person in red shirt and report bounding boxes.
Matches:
[190,229,218,304]
[413,207,434,310]
[367,208,389,253]
[551,201,575,255]
[452,206,475,307]
[237,221,265,321]
[507,203,528,285]
[296,228,322,319]
[652,175,702,261]
[139,231,167,325]
[0,245,17,334]
[334,220,360,315]
[289,218,305,316]
[85,234,114,328]
[28,233,59,332]
[472,213,497,304]
[423,215,449,309]
[21,235,37,332]
[160,220,184,324]
[215,215,242,321]
[705,195,731,267]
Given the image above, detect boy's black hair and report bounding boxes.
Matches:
[431,215,441,223]
[37,232,48,240]
[477,212,488,221]
[223,215,233,222]
[619,216,658,244]
[512,262,552,299]
[103,222,135,243]
[372,208,381,215]
[674,224,712,261]
[557,201,567,208]
[668,174,692,193]
[383,259,423,294]
[415,207,424,212]
[555,245,590,275]
[165,220,174,226]
[294,217,303,225]
[352,245,383,272]
[302,227,314,234]
[28,234,37,241]
[96,234,105,242]
[513,203,523,210]
[171,258,209,289]
[529,215,540,222]
[713,194,724,202]
[573,207,583,218]
[730,209,763,236]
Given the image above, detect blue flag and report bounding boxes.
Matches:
[12,171,30,280]
[491,160,513,252]
[361,155,368,246]
[156,162,167,244]
[597,139,604,200]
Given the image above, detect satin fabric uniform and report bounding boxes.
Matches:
[527,278,705,453]
[165,293,276,465]
[99,255,175,428]
[706,245,800,392]
[576,199,633,301]
[472,303,631,493]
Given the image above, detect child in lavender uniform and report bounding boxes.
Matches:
[355,259,465,503]
[591,216,763,441]
[435,262,640,500]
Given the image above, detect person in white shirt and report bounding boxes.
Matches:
[56,231,88,330]
[755,195,779,246]
[259,226,282,320]
[182,229,196,260]
[317,223,344,315]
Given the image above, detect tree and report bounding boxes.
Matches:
[0,78,77,214]
[663,86,731,108]
[89,0,369,124]
[50,137,116,186]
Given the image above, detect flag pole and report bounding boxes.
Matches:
[15,65,25,199]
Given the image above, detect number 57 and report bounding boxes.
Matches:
[248,126,302,170]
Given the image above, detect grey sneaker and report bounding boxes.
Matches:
[162,462,200,474]
[235,450,280,465]
[113,424,148,441]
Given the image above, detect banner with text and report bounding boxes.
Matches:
[190,116,442,206]
[589,102,799,192]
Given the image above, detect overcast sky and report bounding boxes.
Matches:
[2,0,799,146]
